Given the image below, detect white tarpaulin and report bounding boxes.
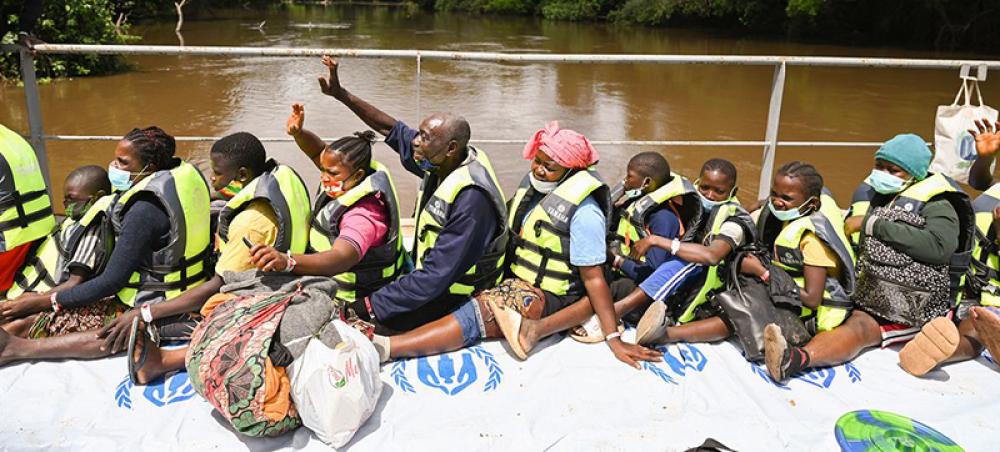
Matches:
[2,329,997,451]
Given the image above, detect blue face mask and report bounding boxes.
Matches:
[865,169,910,195]
[108,163,149,192]
[768,197,814,222]
[699,192,724,211]
[416,156,439,173]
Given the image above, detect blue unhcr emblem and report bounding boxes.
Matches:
[115,372,196,409]
[392,345,503,395]
[750,361,862,389]
[642,343,708,385]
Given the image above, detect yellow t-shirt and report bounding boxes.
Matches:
[214,200,280,275]
[799,231,843,279]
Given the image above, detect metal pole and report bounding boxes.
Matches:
[415,52,422,122]
[19,49,51,192]
[757,61,786,200]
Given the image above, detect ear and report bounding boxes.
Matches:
[237,167,250,183]
[94,189,107,199]
[446,139,460,157]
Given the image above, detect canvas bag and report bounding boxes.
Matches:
[930,76,998,183]
[288,319,383,448]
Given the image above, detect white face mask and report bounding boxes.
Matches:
[529,173,559,194]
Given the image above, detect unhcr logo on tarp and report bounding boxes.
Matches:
[392,345,502,395]
[642,343,708,385]
[114,372,196,409]
[750,361,862,390]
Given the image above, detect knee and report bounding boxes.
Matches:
[845,311,881,345]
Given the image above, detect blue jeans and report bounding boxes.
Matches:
[451,298,487,347]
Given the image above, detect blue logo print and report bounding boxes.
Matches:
[958,132,978,161]
[642,343,708,385]
[392,346,502,395]
[115,372,196,409]
[750,361,862,390]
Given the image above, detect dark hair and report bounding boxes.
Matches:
[446,116,471,151]
[328,130,377,172]
[776,161,823,199]
[628,152,671,186]
[701,158,737,184]
[66,165,111,195]
[210,132,275,175]
[123,126,179,170]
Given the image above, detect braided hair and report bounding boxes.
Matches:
[327,130,378,173]
[123,126,180,170]
[776,161,823,199]
[210,132,276,176]
[701,158,737,185]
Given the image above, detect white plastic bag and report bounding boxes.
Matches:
[287,320,383,448]
[930,78,998,183]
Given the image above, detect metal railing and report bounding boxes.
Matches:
[4,43,1000,198]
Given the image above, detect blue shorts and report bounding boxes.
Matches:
[638,257,704,303]
[451,298,487,347]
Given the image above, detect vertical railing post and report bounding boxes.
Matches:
[757,61,786,200]
[415,51,422,122]
[19,49,51,193]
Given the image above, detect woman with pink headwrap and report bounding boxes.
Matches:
[378,121,663,369]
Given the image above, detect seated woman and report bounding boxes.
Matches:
[251,103,403,352]
[0,127,212,367]
[896,120,1000,376]
[97,131,311,384]
[366,121,661,368]
[2,166,113,336]
[765,135,974,382]
[636,162,855,356]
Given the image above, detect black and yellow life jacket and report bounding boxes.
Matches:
[0,124,55,253]
[412,147,509,297]
[609,173,703,259]
[111,160,212,307]
[311,161,405,303]
[507,169,611,297]
[217,164,311,254]
[972,183,1000,307]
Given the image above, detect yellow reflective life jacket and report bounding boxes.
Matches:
[0,124,56,253]
[609,173,703,259]
[7,195,115,299]
[968,184,1000,306]
[311,161,405,303]
[111,160,212,307]
[759,190,857,332]
[675,200,757,323]
[847,181,876,250]
[218,164,311,254]
[508,169,610,297]
[413,146,509,296]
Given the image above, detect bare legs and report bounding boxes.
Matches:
[0,328,114,366]
[389,298,504,359]
[658,317,733,344]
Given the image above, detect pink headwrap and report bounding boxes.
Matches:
[522,121,599,170]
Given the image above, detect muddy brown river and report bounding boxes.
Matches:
[3,4,999,213]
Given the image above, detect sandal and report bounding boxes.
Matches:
[569,314,624,344]
[127,316,148,385]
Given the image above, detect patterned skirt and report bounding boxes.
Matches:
[27,296,127,339]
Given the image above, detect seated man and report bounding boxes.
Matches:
[1,166,112,337]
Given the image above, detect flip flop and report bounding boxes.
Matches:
[486,297,528,360]
[898,317,960,377]
[568,314,624,344]
[635,301,670,345]
[127,316,148,385]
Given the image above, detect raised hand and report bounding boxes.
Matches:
[286,103,304,136]
[318,55,346,99]
[969,118,1000,158]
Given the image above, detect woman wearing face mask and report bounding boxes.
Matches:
[1,166,113,333]
[0,127,212,367]
[764,137,975,382]
[251,104,403,332]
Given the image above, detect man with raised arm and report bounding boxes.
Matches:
[317,57,509,360]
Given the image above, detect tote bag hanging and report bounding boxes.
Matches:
[930,76,997,183]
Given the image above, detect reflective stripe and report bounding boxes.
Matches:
[219,164,311,254]
[0,124,56,252]
[972,184,1000,307]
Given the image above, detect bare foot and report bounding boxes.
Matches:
[971,307,1000,367]
[518,318,542,355]
[0,328,16,366]
[131,332,166,385]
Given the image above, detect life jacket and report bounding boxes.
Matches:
[0,124,55,253]
[413,146,508,296]
[7,195,115,299]
[111,160,212,307]
[675,200,757,323]
[847,181,876,250]
[508,169,611,297]
[217,164,311,254]
[609,173,703,259]
[311,161,405,303]
[758,190,857,332]
[968,184,1000,306]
